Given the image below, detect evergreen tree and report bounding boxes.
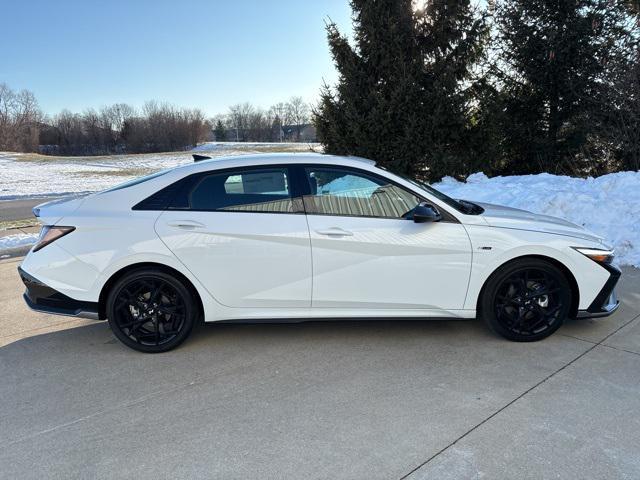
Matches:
[315,0,486,180]
[595,6,640,171]
[214,119,226,142]
[415,0,488,178]
[315,0,423,176]
[495,0,639,174]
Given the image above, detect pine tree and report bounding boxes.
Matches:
[315,0,423,176]
[415,0,488,179]
[495,0,639,174]
[315,0,486,180]
[214,119,226,142]
[595,5,640,171]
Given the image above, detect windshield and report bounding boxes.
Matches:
[384,170,468,212]
[383,169,484,215]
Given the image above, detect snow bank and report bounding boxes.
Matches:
[434,171,640,267]
[0,233,39,250]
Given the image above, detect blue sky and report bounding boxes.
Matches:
[0,0,352,116]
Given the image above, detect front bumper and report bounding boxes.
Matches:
[18,267,101,320]
[576,263,621,319]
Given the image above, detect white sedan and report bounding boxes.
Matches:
[19,153,620,352]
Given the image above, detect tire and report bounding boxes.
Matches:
[106,268,197,353]
[480,258,572,342]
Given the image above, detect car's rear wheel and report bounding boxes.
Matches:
[106,268,196,352]
[480,259,572,342]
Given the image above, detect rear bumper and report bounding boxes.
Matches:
[18,267,101,320]
[576,263,621,319]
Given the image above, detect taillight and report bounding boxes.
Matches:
[33,226,75,252]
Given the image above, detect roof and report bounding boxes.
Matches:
[175,152,377,175]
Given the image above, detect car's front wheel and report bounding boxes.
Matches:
[480,258,572,342]
[106,268,197,352]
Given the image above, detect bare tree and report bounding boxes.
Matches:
[228,103,255,141]
[0,83,42,152]
[100,103,136,148]
[268,102,290,141]
[286,96,310,141]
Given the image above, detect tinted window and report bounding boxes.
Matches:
[304,167,420,218]
[188,168,295,213]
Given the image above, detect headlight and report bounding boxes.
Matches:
[572,247,615,265]
[33,226,75,252]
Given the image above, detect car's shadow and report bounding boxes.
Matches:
[0,317,496,360]
[0,314,610,359]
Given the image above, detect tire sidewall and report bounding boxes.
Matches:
[106,269,196,353]
[481,259,571,342]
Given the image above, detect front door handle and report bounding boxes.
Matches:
[167,220,205,229]
[315,227,354,237]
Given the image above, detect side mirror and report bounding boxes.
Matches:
[413,202,442,223]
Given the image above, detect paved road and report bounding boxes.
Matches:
[1,257,639,479]
[0,197,58,222]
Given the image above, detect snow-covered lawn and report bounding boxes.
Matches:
[0,142,319,200]
[435,172,640,267]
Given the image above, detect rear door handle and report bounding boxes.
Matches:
[315,228,354,237]
[167,220,205,229]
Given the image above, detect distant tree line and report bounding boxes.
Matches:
[0,83,314,155]
[40,101,209,155]
[0,84,209,155]
[212,96,313,142]
[316,0,640,180]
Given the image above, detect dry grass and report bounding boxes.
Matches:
[0,218,39,231]
[73,168,154,177]
[11,143,321,164]
[12,151,188,164]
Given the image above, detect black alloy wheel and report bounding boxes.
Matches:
[106,269,197,352]
[481,259,572,341]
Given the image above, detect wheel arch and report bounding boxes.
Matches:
[98,262,205,321]
[475,254,580,319]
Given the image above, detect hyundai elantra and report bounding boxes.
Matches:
[19,154,620,352]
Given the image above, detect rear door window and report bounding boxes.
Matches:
[188,167,295,213]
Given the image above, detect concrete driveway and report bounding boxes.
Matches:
[1,257,639,480]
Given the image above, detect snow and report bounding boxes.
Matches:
[0,152,191,200]
[434,171,640,267]
[0,232,39,250]
[0,143,319,200]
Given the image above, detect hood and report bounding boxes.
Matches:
[471,201,605,244]
[32,194,88,225]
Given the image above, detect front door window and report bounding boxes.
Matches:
[303,167,420,218]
